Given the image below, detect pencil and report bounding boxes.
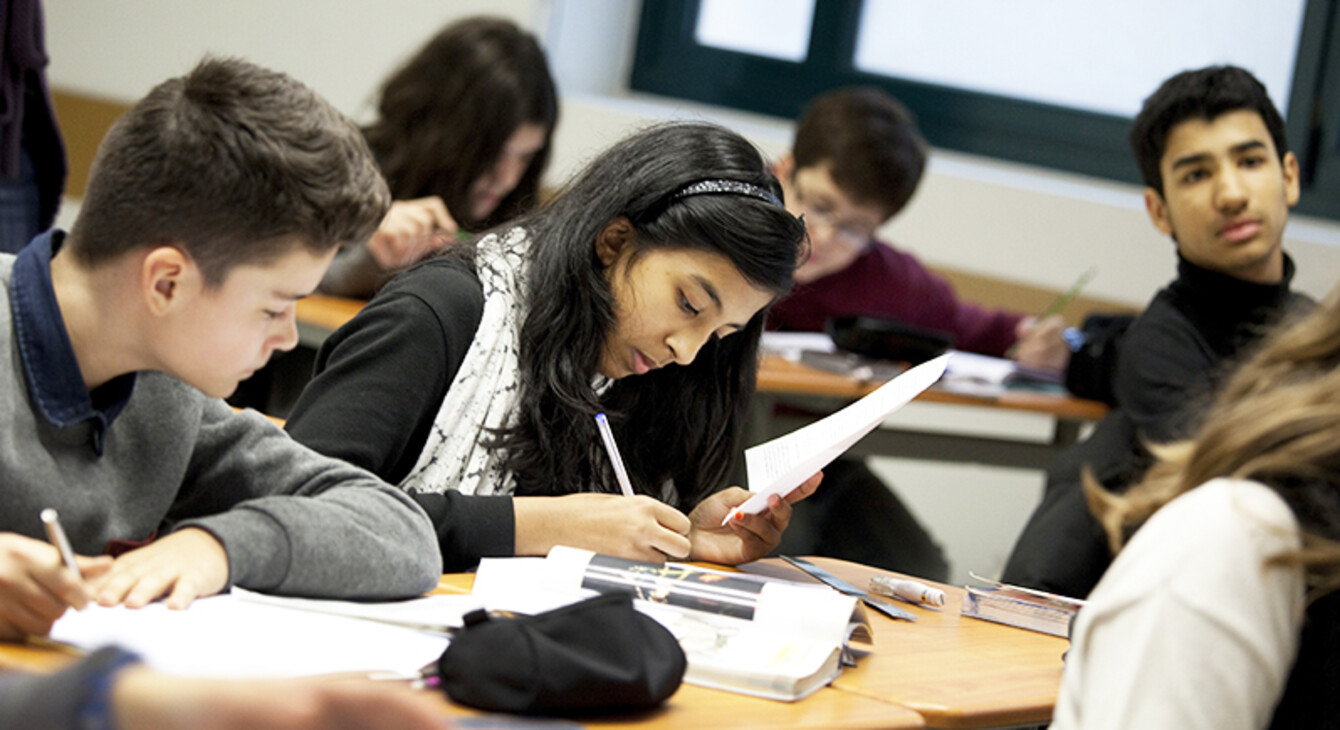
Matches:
[1039,267,1097,319]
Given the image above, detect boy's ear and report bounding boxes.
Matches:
[595,217,634,268]
[1282,151,1301,207]
[775,153,796,182]
[142,246,193,315]
[1143,187,1174,238]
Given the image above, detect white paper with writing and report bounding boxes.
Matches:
[726,353,949,522]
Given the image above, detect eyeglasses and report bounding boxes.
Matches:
[793,189,875,251]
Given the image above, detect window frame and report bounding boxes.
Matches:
[630,0,1340,220]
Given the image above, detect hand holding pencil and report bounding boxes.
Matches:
[0,525,111,639]
[1012,267,1097,371]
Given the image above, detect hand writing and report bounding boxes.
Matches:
[513,493,693,562]
[1012,314,1070,371]
[0,532,111,638]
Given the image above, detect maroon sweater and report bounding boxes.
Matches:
[768,241,1024,357]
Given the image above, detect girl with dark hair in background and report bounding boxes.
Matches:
[321,16,558,298]
[288,122,821,570]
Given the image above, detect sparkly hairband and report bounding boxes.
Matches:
[669,179,784,209]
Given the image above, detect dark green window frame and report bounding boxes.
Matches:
[631,0,1340,221]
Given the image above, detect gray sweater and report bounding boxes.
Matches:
[2,250,442,599]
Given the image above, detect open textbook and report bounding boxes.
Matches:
[727,352,949,521]
[470,546,874,701]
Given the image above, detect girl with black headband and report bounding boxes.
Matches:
[286,122,818,569]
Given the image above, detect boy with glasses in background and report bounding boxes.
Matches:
[767,87,1067,579]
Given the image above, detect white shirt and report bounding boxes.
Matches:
[1051,478,1305,730]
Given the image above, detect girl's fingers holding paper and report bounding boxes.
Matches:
[784,472,823,504]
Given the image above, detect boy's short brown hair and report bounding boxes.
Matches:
[69,56,390,286]
[792,87,928,220]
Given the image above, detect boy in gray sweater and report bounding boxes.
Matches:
[0,56,442,642]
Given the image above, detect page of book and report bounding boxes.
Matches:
[729,353,949,520]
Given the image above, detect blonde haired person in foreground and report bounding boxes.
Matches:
[1051,288,1340,729]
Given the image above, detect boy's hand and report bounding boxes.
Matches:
[0,532,111,638]
[513,493,693,562]
[687,473,823,565]
[1012,314,1070,371]
[367,196,456,270]
[96,528,229,610]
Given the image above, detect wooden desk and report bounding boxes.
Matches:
[1,574,923,730]
[740,558,1066,729]
[754,357,1107,471]
[295,294,366,348]
[435,574,922,729]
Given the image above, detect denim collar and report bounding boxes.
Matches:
[10,230,135,453]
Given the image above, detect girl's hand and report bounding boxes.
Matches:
[0,532,111,638]
[513,493,693,562]
[687,473,822,565]
[94,528,229,610]
[366,197,457,270]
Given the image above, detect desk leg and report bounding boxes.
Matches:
[1053,418,1082,449]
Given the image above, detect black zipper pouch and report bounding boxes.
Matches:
[437,592,686,715]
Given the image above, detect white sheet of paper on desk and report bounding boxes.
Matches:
[48,592,470,678]
[759,331,837,360]
[230,587,481,633]
[728,353,949,521]
[935,350,1018,397]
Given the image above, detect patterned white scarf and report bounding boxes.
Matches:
[399,227,529,496]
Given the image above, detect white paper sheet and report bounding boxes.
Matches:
[48,592,470,678]
[726,353,949,522]
[759,331,837,360]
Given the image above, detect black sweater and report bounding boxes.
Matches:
[286,256,513,571]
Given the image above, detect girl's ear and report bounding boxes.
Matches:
[595,217,634,267]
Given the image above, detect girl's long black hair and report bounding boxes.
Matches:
[488,122,807,508]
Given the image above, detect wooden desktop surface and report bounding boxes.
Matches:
[294,293,366,347]
[431,573,922,729]
[758,356,1106,422]
[738,558,1066,729]
[438,556,1066,730]
[1,573,922,730]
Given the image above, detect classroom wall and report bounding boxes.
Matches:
[43,0,1340,583]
